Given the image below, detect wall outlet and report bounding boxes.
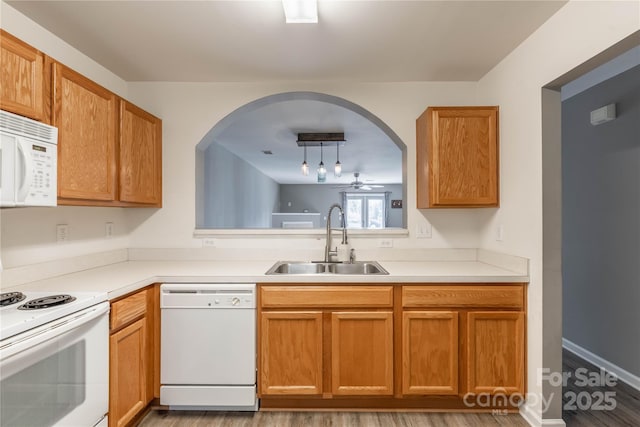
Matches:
[105,222,114,238]
[379,238,393,248]
[202,238,216,247]
[416,222,432,238]
[496,224,504,241]
[56,224,69,243]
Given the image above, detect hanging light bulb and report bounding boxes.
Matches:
[301,144,309,176]
[334,144,342,178]
[317,142,326,182]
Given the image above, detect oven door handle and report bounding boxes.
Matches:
[0,302,109,361]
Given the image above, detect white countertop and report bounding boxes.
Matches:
[5,260,529,300]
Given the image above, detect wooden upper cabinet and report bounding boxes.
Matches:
[119,100,162,206]
[53,63,117,201]
[417,106,499,208]
[0,30,44,120]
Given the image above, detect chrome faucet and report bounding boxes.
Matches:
[324,203,348,262]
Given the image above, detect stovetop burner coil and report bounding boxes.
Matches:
[0,292,27,307]
[18,294,77,310]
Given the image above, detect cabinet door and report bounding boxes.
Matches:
[119,100,162,205]
[260,311,323,395]
[0,30,43,120]
[402,311,458,395]
[467,311,524,395]
[109,317,147,427]
[417,106,498,208]
[331,311,393,395]
[53,63,117,201]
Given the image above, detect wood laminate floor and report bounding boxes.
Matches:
[139,350,640,427]
[138,410,530,427]
[562,348,640,426]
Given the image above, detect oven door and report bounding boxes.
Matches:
[0,302,109,427]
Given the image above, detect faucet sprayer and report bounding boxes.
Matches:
[324,203,348,262]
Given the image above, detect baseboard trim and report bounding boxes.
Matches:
[519,403,566,427]
[563,338,640,392]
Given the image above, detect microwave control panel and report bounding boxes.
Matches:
[25,141,58,205]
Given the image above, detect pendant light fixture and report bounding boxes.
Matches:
[301,144,309,176]
[317,142,327,182]
[297,133,345,182]
[334,144,342,178]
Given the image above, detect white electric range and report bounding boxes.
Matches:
[0,290,110,427]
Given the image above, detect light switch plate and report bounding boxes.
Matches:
[416,222,432,238]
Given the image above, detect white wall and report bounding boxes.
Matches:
[126,81,488,252]
[0,1,133,270]
[476,0,640,423]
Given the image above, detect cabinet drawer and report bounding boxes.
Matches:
[402,285,524,309]
[111,290,147,330]
[261,286,393,308]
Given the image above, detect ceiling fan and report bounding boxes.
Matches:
[332,172,384,191]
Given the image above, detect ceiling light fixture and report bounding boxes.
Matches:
[296,133,345,183]
[282,0,318,24]
[317,142,327,182]
[301,144,309,176]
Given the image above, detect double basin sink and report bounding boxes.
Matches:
[266,261,388,275]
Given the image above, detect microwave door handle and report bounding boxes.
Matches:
[16,138,33,202]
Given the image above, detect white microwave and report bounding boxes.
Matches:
[0,110,58,207]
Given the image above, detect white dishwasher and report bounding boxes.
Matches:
[160,283,257,410]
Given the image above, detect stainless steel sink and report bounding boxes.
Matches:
[266,261,388,275]
[327,262,386,275]
[268,262,327,274]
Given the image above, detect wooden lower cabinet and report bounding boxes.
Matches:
[109,286,158,427]
[258,285,395,399]
[331,311,393,395]
[258,283,526,410]
[402,311,458,395]
[467,311,525,395]
[260,311,323,395]
[109,318,146,427]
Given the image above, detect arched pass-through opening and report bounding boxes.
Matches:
[195,91,407,234]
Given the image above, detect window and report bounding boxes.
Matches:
[344,193,386,229]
